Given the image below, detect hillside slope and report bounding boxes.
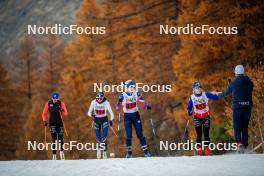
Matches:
[0,0,82,63]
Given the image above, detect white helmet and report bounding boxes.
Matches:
[234,65,244,75]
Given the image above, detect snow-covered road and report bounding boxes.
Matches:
[0,154,263,176]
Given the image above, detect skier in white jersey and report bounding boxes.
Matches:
[87,92,114,159]
[116,80,151,158]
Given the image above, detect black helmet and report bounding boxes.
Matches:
[96,92,104,102]
[96,92,104,98]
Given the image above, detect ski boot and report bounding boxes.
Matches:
[52,154,56,160]
[196,145,202,156]
[125,151,133,158]
[97,150,101,159]
[204,146,210,156]
[143,151,151,157]
[60,151,65,160]
[236,143,245,154]
[103,151,107,159]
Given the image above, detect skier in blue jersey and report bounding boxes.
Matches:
[116,80,151,158]
[187,82,219,155]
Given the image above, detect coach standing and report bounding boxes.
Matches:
[218,65,254,153]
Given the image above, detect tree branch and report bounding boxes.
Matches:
[91,0,173,21]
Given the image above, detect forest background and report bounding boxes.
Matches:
[0,0,263,159]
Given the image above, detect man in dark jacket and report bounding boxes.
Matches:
[218,65,254,152]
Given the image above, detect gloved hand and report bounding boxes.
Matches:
[92,115,95,121]
[44,121,48,126]
[116,105,121,111]
[146,105,152,110]
[188,111,192,116]
[109,120,113,127]
[60,108,65,113]
[228,78,232,84]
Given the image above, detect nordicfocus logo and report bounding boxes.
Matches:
[27,24,106,35]
[93,82,172,93]
[160,140,238,151]
[160,24,238,35]
[27,141,106,151]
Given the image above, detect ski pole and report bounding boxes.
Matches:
[90,121,94,138]
[90,114,95,138]
[150,118,156,136]
[110,126,118,138]
[60,111,69,137]
[117,113,121,132]
[181,120,190,143]
[63,120,69,137]
[44,126,47,144]
[149,118,159,156]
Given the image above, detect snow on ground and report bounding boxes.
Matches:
[0,154,263,176]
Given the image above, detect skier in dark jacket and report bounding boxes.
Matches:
[218,65,254,152]
[42,92,68,160]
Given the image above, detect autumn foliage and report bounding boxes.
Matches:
[0,0,263,160]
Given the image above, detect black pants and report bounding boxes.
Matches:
[50,125,64,154]
[194,116,210,146]
[233,107,251,147]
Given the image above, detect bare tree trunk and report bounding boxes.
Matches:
[49,43,54,92]
[26,56,31,100]
[108,20,116,83]
[173,0,178,19]
[23,36,33,100]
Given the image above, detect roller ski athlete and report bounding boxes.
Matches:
[42,92,68,160]
[187,82,219,156]
[87,92,114,159]
[116,80,151,158]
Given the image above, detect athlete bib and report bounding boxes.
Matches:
[122,92,139,113]
[94,101,107,117]
[191,92,209,118]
